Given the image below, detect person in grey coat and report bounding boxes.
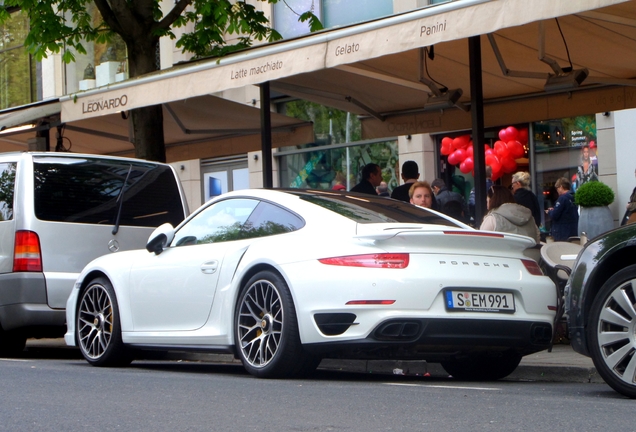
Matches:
[480,185,540,242]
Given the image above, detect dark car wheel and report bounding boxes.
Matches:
[76,277,132,367]
[0,326,26,357]
[441,351,522,381]
[588,264,636,398]
[234,270,320,378]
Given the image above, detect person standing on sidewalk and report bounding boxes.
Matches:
[546,177,579,241]
[350,163,382,195]
[391,160,419,202]
[511,171,542,228]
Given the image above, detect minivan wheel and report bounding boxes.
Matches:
[588,265,636,398]
[234,270,320,378]
[76,277,132,367]
[0,327,26,357]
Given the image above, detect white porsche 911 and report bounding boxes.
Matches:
[65,188,556,380]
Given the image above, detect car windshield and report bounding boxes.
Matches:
[286,189,462,227]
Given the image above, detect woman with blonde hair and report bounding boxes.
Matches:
[510,171,541,227]
[480,185,540,242]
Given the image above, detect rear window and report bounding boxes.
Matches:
[33,156,185,227]
[0,162,16,221]
[289,190,462,227]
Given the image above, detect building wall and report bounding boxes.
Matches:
[614,109,636,224]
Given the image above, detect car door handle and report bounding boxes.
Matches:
[201,261,219,274]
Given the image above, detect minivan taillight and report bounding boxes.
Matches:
[13,230,42,272]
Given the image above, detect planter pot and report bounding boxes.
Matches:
[579,205,614,240]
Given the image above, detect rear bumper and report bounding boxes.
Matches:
[0,272,66,332]
[304,318,553,360]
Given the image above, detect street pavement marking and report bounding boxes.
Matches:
[385,383,501,391]
[0,358,33,362]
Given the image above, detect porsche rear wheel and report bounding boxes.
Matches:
[76,277,132,367]
[588,265,636,398]
[234,270,320,378]
[441,351,522,381]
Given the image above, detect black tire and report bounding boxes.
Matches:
[76,277,132,367]
[441,351,522,381]
[0,326,26,357]
[587,264,636,398]
[234,270,320,378]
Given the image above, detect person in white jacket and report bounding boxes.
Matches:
[480,185,540,243]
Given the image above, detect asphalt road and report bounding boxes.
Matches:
[0,347,631,432]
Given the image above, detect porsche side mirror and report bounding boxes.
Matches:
[146,223,175,255]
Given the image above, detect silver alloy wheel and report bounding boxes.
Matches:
[78,284,114,360]
[595,278,636,385]
[237,279,284,368]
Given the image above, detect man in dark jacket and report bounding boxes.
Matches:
[546,177,579,241]
[431,178,467,216]
[391,160,419,202]
[351,163,382,195]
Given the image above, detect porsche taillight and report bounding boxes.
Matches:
[13,230,42,272]
[319,253,409,269]
[521,259,543,276]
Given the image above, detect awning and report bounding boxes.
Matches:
[0,95,313,158]
[0,100,60,131]
[60,0,632,126]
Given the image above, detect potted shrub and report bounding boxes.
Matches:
[575,180,615,240]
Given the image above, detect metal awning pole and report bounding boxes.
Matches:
[469,35,487,227]
[260,82,273,188]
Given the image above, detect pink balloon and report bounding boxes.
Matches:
[505,126,519,141]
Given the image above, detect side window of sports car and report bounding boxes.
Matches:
[172,198,259,246]
[240,201,305,240]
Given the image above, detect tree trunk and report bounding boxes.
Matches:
[126,36,166,162]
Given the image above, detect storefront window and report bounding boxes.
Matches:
[533,115,597,229]
[277,100,398,190]
[0,9,36,109]
[64,3,128,94]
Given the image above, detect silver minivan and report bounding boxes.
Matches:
[0,152,189,354]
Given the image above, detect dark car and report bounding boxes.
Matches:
[565,223,636,398]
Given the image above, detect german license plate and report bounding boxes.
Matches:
[445,290,515,313]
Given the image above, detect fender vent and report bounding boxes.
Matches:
[314,313,356,336]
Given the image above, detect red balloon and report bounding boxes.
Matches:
[498,129,509,142]
[448,149,466,165]
[466,145,474,158]
[502,156,518,173]
[441,141,452,156]
[486,154,501,173]
[495,141,510,159]
[452,135,470,150]
[485,148,494,157]
[484,144,492,151]
[463,157,474,172]
[505,126,519,141]
[508,140,525,158]
[517,128,529,144]
[441,137,453,148]
[491,167,503,181]
[459,161,470,174]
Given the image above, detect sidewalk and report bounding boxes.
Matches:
[24,339,603,384]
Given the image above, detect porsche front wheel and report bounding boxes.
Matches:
[234,270,320,378]
[588,265,636,398]
[76,277,132,367]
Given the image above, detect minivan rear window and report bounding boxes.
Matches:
[33,157,185,227]
[0,162,16,221]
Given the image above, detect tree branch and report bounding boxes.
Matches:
[155,0,192,32]
[93,0,125,35]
